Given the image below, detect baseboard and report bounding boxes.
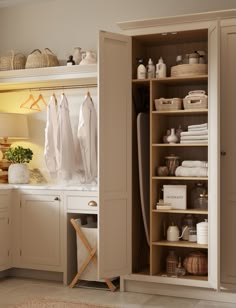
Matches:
[1,268,63,282]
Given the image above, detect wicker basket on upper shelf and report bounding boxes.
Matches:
[0,50,26,71]
[171,64,208,77]
[25,48,59,69]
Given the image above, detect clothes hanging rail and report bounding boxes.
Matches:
[0,83,97,94]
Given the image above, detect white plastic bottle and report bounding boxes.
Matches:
[147,58,155,78]
[137,59,146,79]
[156,57,167,78]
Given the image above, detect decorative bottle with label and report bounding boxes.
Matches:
[147,58,155,78]
[137,59,146,79]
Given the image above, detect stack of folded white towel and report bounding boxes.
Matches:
[175,160,208,177]
[180,123,208,144]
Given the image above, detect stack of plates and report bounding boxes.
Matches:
[197,220,208,244]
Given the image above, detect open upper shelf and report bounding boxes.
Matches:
[0,65,97,92]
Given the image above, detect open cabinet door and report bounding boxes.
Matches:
[98,31,132,278]
[208,21,220,290]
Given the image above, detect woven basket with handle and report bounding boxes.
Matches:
[0,50,26,71]
[25,48,59,69]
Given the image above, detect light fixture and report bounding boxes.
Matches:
[0,113,29,159]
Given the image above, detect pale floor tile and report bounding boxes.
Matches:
[0,278,235,308]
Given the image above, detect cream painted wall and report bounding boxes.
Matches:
[0,0,235,62]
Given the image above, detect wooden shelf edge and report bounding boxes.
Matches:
[152,176,208,180]
[132,75,208,83]
[152,240,208,249]
[152,209,208,214]
[152,143,208,147]
[152,109,208,114]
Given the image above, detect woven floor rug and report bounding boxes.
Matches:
[11,298,115,308]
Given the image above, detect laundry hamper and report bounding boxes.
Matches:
[75,219,99,281]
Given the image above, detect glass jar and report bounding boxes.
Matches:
[181,214,197,241]
[175,257,186,277]
[166,250,178,275]
[189,52,200,64]
[165,154,180,176]
[190,183,208,209]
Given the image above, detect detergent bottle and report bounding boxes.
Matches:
[156,57,167,78]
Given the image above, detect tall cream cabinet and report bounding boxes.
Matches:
[220,18,236,289]
[116,9,236,301]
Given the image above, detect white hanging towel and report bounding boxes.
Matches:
[77,93,97,183]
[57,93,76,180]
[44,94,59,178]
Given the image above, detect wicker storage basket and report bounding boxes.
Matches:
[0,50,26,71]
[25,48,59,69]
[171,64,208,77]
[183,90,208,110]
[154,98,182,111]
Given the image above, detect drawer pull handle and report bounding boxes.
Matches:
[54,197,60,201]
[88,200,97,207]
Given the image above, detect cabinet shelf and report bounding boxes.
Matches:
[153,209,208,215]
[152,176,208,181]
[152,109,208,115]
[152,143,208,147]
[156,272,208,281]
[153,240,208,249]
[132,75,208,85]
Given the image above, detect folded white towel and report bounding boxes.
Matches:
[180,140,208,144]
[188,123,208,130]
[180,135,208,140]
[182,160,208,168]
[175,166,208,177]
[181,129,208,136]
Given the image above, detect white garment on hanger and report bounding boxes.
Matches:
[57,93,76,180]
[77,94,97,183]
[44,95,59,178]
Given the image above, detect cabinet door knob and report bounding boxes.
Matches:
[221,151,227,156]
[88,200,97,207]
[54,197,60,201]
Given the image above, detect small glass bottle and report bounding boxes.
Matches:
[175,257,186,277]
[166,250,178,276]
[190,183,208,209]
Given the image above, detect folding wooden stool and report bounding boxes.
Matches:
[69,218,117,291]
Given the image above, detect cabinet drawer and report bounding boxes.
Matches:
[66,195,98,213]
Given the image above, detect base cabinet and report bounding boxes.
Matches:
[14,191,64,272]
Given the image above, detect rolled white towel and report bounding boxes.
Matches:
[175,166,208,177]
[182,160,208,168]
[181,129,208,136]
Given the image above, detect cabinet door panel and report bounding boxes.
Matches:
[20,194,62,271]
[98,31,132,278]
[207,21,220,290]
[220,25,236,286]
[0,212,9,269]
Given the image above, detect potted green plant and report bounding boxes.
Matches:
[5,146,33,184]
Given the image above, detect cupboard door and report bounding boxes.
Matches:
[220,24,236,287]
[207,21,220,290]
[20,193,63,271]
[98,31,132,278]
[0,211,10,269]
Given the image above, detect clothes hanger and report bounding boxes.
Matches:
[30,93,47,110]
[20,93,41,111]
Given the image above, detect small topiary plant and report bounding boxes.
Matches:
[5,146,33,164]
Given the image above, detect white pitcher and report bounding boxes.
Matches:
[73,47,82,65]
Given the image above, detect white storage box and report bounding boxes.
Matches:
[163,185,187,210]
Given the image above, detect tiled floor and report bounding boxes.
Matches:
[0,278,235,308]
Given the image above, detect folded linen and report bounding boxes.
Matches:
[182,160,208,168]
[180,129,208,136]
[175,166,208,177]
[180,140,208,144]
[180,135,208,140]
[188,123,208,130]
